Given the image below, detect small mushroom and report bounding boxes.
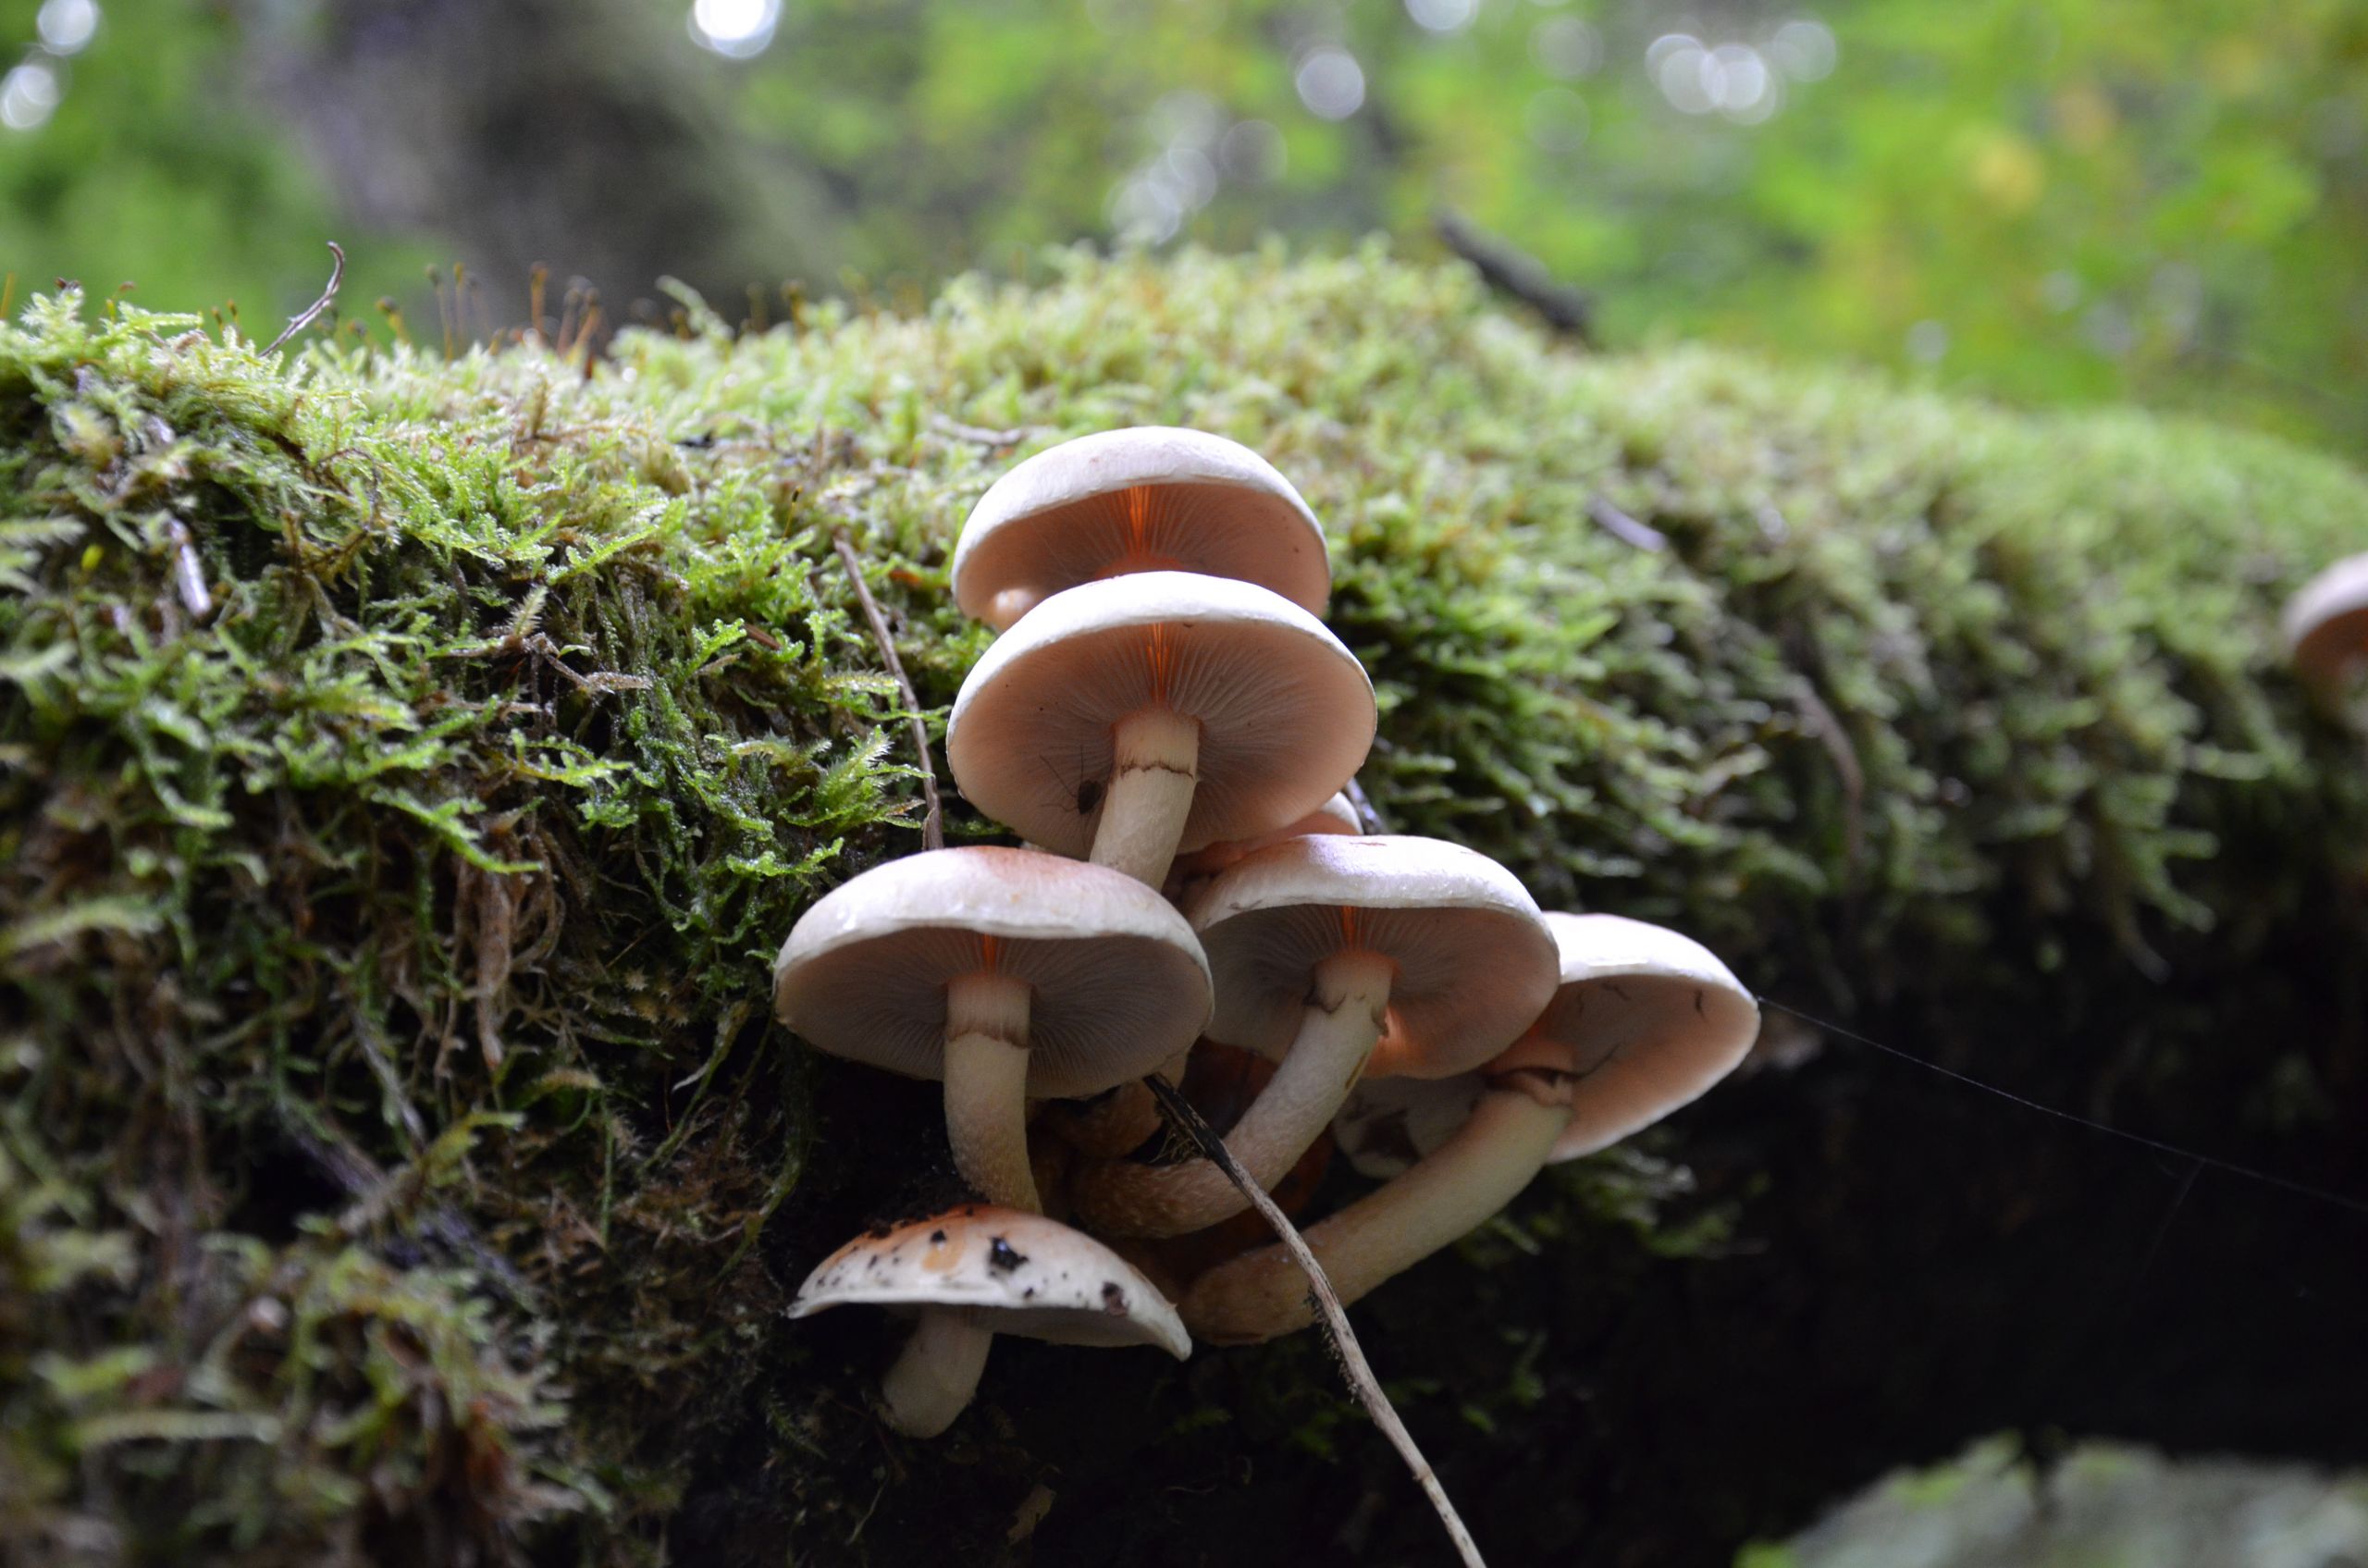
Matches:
[1183,913,1758,1344]
[773,847,1211,1212]
[947,571,1375,887]
[2282,554,2368,696]
[790,1205,1190,1438]
[1536,912,1763,1162]
[1070,834,1560,1237]
[953,426,1330,630]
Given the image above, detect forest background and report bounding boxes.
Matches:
[4,0,2362,452]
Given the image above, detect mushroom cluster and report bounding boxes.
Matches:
[775,427,1765,1433]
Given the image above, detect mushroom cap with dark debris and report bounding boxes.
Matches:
[789,1205,1191,1356]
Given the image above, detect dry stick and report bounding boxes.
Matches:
[832,527,945,852]
[1142,1075,1487,1568]
[1584,493,1669,553]
[264,241,346,355]
[1341,774,1388,835]
[1434,206,1596,346]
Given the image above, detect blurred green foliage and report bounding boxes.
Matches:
[0,0,430,323]
[732,0,2368,448]
[1,0,2361,446]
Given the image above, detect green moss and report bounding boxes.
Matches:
[2,245,2364,1563]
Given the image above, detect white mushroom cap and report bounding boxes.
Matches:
[772,847,1211,1098]
[1186,834,1560,1080]
[788,1205,1190,1356]
[952,427,1329,630]
[2282,555,2368,689]
[946,572,1375,858]
[1331,913,1759,1171]
[1537,913,1759,1163]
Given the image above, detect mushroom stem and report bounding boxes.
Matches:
[944,971,1040,1212]
[1072,947,1394,1237]
[1180,1068,1572,1345]
[987,586,1041,628]
[880,1306,995,1438]
[1090,705,1202,887]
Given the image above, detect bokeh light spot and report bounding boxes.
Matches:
[1,60,61,132]
[1294,48,1366,120]
[1710,43,1777,122]
[1108,177,1183,245]
[689,0,781,59]
[1651,35,1716,115]
[1769,18,1837,81]
[36,0,99,56]
[1406,0,1478,35]
[1530,17,1599,79]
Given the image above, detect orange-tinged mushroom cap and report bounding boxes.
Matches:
[953,426,1329,630]
[946,572,1374,858]
[1535,913,1759,1163]
[2283,554,2368,691]
[772,847,1211,1099]
[1186,834,1559,1080]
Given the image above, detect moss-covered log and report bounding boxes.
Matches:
[4,247,2366,1565]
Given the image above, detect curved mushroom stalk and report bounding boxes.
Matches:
[1180,1064,1572,1345]
[1074,835,1560,1239]
[880,1307,994,1438]
[1072,947,1394,1237]
[1187,912,1764,1344]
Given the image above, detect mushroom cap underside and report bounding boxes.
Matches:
[2283,554,2368,687]
[773,847,1212,1097]
[947,571,1374,858]
[1532,913,1759,1163]
[1186,834,1560,1079]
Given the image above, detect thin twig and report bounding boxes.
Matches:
[924,413,1045,448]
[1789,675,1864,893]
[1434,207,1595,345]
[832,527,944,851]
[1142,1076,1487,1568]
[1342,774,1388,834]
[278,1112,535,1308]
[265,242,346,355]
[1585,494,1668,552]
